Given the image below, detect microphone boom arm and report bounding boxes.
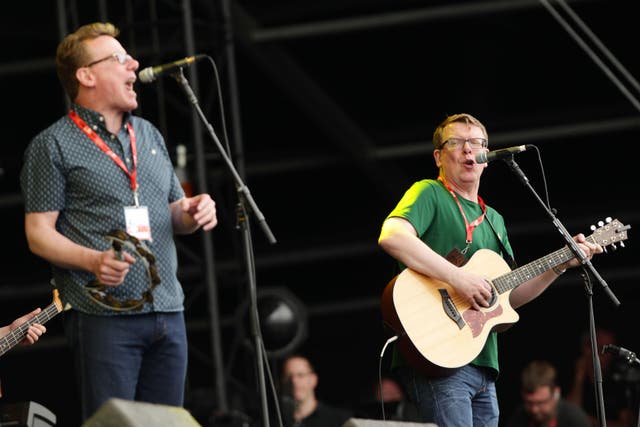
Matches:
[171,69,276,244]
[503,157,619,306]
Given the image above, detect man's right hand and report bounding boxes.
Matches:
[93,249,136,286]
[451,269,493,311]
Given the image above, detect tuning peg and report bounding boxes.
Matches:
[590,224,596,231]
[611,243,617,251]
[620,241,625,248]
[598,220,604,227]
[603,246,608,253]
[606,217,612,223]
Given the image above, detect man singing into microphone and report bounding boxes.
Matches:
[20,22,218,421]
[378,113,602,426]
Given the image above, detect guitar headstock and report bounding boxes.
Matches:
[52,289,64,312]
[589,217,630,252]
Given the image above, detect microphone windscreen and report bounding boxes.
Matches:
[137,67,155,83]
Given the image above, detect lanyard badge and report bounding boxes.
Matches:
[69,110,152,241]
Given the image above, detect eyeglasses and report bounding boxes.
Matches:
[84,52,132,68]
[440,137,488,151]
[285,371,314,381]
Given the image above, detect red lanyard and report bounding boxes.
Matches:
[438,176,486,251]
[69,109,139,206]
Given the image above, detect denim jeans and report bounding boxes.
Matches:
[398,364,499,427]
[64,310,188,421]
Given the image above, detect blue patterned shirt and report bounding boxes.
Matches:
[21,105,186,315]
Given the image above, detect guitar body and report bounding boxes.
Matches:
[382,249,519,374]
[381,218,630,377]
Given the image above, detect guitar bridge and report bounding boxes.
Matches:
[438,289,465,330]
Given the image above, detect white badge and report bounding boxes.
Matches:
[124,205,152,241]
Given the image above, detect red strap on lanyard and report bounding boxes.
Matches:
[438,176,486,244]
[69,109,139,203]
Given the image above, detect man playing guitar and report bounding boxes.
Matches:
[378,113,603,427]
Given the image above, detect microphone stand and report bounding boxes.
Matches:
[503,156,620,427]
[171,69,277,427]
[583,271,607,427]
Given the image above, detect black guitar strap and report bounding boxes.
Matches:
[484,215,517,269]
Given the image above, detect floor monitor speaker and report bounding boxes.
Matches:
[82,398,201,427]
[0,401,56,427]
[342,418,437,427]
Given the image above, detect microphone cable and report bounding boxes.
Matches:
[202,55,234,159]
[260,337,286,427]
[378,335,398,421]
[529,144,553,212]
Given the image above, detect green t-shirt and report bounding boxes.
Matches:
[386,179,514,374]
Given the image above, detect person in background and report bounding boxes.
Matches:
[20,22,217,420]
[506,360,590,427]
[280,354,352,427]
[377,113,602,426]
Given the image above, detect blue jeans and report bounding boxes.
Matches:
[398,365,499,427]
[64,310,188,421]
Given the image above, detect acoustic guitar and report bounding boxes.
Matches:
[381,218,630,377]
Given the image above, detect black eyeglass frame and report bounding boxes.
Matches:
[438,137,488,150]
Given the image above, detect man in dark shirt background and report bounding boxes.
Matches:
[280,355,352,427]
[506,360,590,427]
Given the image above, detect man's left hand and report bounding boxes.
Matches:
[181,194,218,231]
[564,233,604,269]
[11,309,47,346]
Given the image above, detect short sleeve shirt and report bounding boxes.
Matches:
[20,105,185,315]
[386,179,514,373]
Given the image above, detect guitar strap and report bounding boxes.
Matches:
[484,215,517,269]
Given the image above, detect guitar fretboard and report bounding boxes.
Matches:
[492,232,607,294]
[0,302,61,356]
[493,246,574,294]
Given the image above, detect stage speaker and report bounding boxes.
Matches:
[82,398,201,427]
[0,401,56,427]
[342,419,437,427]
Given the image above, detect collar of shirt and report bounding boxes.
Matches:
[71,103,133,135]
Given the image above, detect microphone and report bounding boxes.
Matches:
[475,145,529,164]
[138,54,206,83]
[602,344,640,365]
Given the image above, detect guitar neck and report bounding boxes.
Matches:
[0,302,60,356]
[493,245,576,294]
[494,219,630,293]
